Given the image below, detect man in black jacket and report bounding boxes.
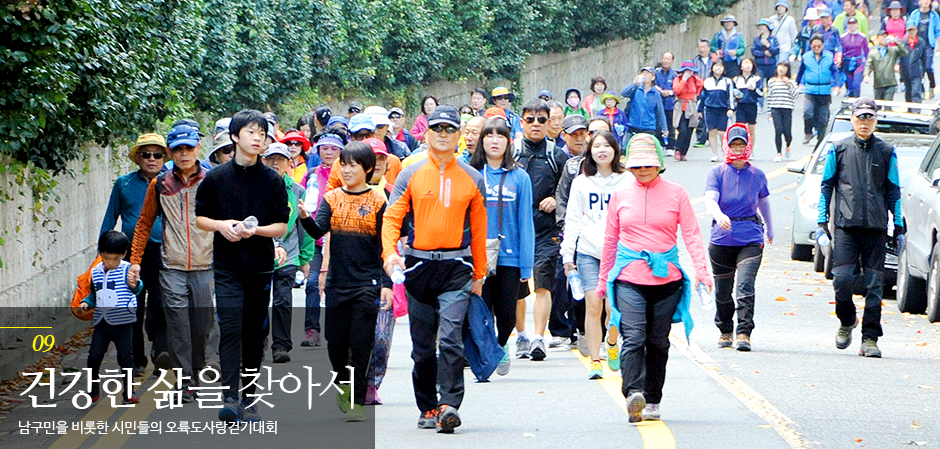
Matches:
[817,97,904,358]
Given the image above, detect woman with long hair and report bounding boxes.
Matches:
[469,119,535,376]
[561,130,630,379]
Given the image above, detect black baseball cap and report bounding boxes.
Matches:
[852,97,878,116]
[427,105,460,128]
[562,115,588,134]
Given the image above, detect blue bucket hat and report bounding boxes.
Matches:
[348,114,375,133]
[775,0,789,11]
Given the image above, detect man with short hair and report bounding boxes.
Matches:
[100,133,170,375]
[817,98,903,358]
[797,35,841,146]
[864,29,907,101]
[195,109,290,423]
[655,52,677,154]
[382,104,487,434]
[347,101,363,119]
[512,99,570,361]
[389,107,419,151]
[833,0,869,34]
[814,8,844,65]
[365,106,409,159]
[463,116,485,158]
[129,125,214,404]
[545,101,567,153]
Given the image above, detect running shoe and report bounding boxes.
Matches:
[774,154,782,162]
[548,336,568,348]
[718,333,733,348]
[836,318,859,350]
[859,339,882,358]
[515,335,531,359]
[219,397,239,423]
[785,147,791,159]
[606,341,621,372]
[417,408,440,429]
[626,392,646,423]
[496,344,511,376]
[710,155,719,162]
[437,405,462,434]
[735,334,751,352]
[642,403,661,420]
[529,338,546,361]
[240,400,261,422]
[589,360,603,380]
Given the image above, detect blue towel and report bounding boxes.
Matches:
[604,242,693,340]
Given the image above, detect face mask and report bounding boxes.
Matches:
[567,97,580,108]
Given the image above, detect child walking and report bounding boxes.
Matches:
[80,230,142,404]
[299,141,392,422]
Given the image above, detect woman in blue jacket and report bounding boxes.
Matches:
[699,62,735,162]
[469,118,535,377]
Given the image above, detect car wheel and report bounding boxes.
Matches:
[813,242,825,272]
[824,246,834,280]
[791,243,813,262]
[897,244,927,314]
[928,241,940,323]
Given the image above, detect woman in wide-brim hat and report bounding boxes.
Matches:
[597,133,712,424]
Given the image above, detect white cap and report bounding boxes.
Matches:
[364,106,392,127]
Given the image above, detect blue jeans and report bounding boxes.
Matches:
[615,280,682,404]
[304,250,323,332]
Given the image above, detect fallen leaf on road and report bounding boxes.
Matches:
[904,374,912,378]
[804,293,814,296]
[536,390,547,394]
[829,301,836,304]
[788,312,796,316]
[917,385,935,390]
[911,421,920,428]
[916,342,928,347]
[754,370,761,374]
[805,384,816,387]
[855,438,863,442]
[775,296,787,301]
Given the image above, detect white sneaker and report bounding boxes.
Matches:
[548,336,568,348]
[774,154,783,162]
[710,155,719,162]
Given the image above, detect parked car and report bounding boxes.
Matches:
[896,133,940,320]
[787,100,937,294]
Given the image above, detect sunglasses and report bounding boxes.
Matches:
[349,108,361,114]
[429,124,460,134]
[389,114,402,119]
[493,95,510,101]
[856,113,875,121]
[523,116,549,124]
[139,152,165,159]
[220,146,234,155]
[285,141,304,147]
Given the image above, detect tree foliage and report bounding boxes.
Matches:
[1,0,739,175]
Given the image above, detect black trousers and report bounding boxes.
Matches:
[549,254,576,338]
[675,114,695,156]
[832,227,886,341]
[88,321,134,399]
[771,108,793,154]
[663,109,675,149]
[481,265,521,347]
[803,93,830,147]
[270,265,297,353]
[214,268,271,401]
[710,243,764,336]
[325,286,379,406]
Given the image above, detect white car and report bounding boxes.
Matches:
[897,134,940,319]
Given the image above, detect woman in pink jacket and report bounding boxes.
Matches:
[597,133,713,424]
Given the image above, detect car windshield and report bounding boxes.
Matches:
[810,134,933,176]
[830,116,931,135]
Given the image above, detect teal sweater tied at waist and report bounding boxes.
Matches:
[605,242,693,340]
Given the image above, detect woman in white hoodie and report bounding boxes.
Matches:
[561,130,632,380]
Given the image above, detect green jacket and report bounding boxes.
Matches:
[865,43,908,89]
[275,175,315,269]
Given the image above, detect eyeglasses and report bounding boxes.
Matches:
[523,116,549,124]
[220,146,234,155]
[493,95,510,101]
[285,141,303,147]
[139,152,165,159]
[856,113,876,121]
[429,124,460,134]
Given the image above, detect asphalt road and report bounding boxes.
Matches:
[2,80,940,449]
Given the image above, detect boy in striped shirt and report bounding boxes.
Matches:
[80,230,143,404]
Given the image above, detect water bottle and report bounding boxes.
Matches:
[568,271,585,301]
[698,282,714,311]
[243,215,258,230]
[294,270,306,286]
[815,227,830,248]
[391,266,406,284]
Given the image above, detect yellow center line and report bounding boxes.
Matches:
[690,155,811,205]
[89,371,174,449]
[572,350,676,449]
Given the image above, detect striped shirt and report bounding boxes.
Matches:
[765,78,798,110]
[89,261,138,326]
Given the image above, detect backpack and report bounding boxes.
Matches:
[71,255,101,321]
[512,138,560,177]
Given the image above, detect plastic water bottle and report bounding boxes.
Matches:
[243,215,258,230]
[294,270,306,285]
[815,227,830,248]
[391,266,406,284]
[698,282,714,311]
[568,271,585,301]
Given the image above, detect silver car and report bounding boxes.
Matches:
[897,134,940,320]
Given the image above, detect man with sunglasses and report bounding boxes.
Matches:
[129,124,215,403]
[383,104,487,433]
[512,99,571,361]
[100,133,171,377]
[348,114,375,141]
[817,97,903,358]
